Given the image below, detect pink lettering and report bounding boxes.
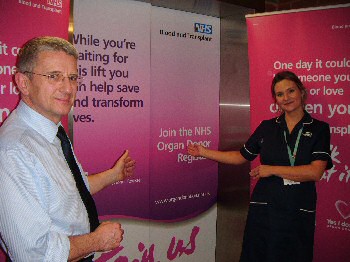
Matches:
[167,226,200,260]
[95,246,124,261]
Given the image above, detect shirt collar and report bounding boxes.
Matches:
[275,110,313,127]
[17,100,61,143]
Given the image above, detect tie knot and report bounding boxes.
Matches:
[56,126,68,142]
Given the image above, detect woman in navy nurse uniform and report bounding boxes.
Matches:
[188,70,333,262]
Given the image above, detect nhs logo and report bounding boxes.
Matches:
[194,23,213,35]
[47,0,63,8]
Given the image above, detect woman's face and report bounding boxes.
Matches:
[274,79,304,114]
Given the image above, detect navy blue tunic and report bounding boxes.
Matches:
[239,112,333,262]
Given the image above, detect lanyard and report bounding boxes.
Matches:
[284,127,303,166]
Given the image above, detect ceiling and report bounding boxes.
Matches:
[137,0,263,17]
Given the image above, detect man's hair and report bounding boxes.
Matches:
[16,36,78,74]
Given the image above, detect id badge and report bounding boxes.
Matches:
[283,178,300,185]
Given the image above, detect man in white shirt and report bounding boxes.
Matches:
[0,36,135,261]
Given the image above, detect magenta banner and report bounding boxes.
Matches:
[0,1,70,260]
[0,0,70,127]
[73,1,219,261]
[73,0,151,218]
[246,5,350,262]
[73,1,220,222]
[150,7,220,221]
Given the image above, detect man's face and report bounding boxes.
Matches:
[23,50,78,124]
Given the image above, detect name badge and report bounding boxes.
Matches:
[283,178,300,185]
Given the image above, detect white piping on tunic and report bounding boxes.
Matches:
[312,151,331,158]
[275,115,313,125]
[299,209,316,213]
[243,144,258,156]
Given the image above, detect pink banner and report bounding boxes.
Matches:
[149,7,220,221]
[73,0,151,218]
[0,1,70,260]
[73,2,219,260]
[247,5,350,262]
[73,1,220,222]
[0,0,70,127]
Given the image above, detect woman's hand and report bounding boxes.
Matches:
[187,143,205,157]
[249,165,273,179]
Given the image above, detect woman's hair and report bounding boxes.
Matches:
[16,36,78,74]
[271,70,307,105]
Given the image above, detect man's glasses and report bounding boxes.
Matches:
[23,71,83,85]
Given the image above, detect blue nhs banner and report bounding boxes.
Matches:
[194,23,212,34]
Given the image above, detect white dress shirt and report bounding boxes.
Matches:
[0,101,90,261]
